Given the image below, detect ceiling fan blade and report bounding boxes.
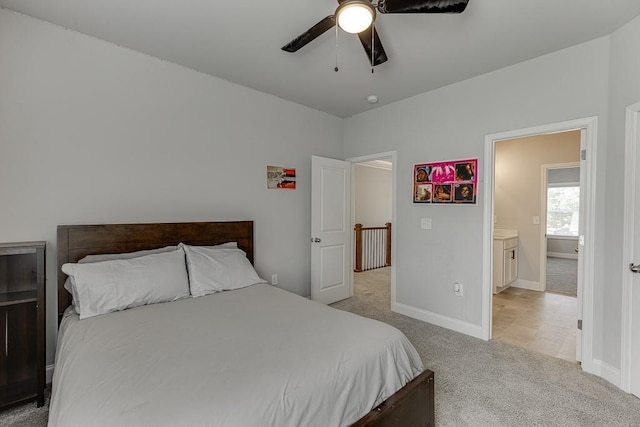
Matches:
[377,0,469,14]
[357,26,388,66]
[281,16,336,52]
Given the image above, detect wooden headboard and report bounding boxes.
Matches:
[57,221,253,324]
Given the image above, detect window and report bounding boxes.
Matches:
[546,184,580,237]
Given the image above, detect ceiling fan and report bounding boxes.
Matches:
[281,0,470,66]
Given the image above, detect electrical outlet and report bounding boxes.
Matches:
[271,274,278,285]
[453,282,464,297]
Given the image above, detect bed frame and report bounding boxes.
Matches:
[56,221,434,427]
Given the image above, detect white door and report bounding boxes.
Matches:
[311,155,351,304]
[627,104,640,397]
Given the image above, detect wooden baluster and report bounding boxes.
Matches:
[354,224,363,272]
[385,222,392,267]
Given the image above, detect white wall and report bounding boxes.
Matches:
[547,238,578,258]
[603,14,640,373]
[354,164,392,226]
[0,10,343,367]
[344,38,609,349]
[548,167,580,184]
[495,132,580,284]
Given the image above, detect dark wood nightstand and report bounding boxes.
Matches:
[0,242,45,408]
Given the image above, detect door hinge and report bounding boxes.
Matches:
[577,319,582,330]
[581,149,586,160]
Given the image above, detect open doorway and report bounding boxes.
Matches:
[348,153,394,306]
[543,163,580,298]
[491,131,580,363]
[482,117,598,375]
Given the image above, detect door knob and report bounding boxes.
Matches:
[311,237,321,243]
[630,263,640,273]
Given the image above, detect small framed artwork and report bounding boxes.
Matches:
[413,158,478,204]
[267,166,296,189]
[414,183,432,203]
[453,182,475,203]
[433,184,452,203]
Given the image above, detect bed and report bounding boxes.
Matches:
[51,221,435,427]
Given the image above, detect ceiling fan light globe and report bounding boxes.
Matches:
[336,1,375,34]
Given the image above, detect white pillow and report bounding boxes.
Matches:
[79,245,178,263]
[181,244,267,297]
[64,245,179,314]
[61,249,190,319]
[63,277,81,314]
[182,242,238,250]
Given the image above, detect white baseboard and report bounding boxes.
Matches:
[46,364,54,384]
[511,279,541,291]
[592,359,621,389]
[392,302,484,340]
[548,252,578,260]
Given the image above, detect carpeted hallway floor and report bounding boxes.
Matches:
[2,268,639,426]
[546,256,578,296]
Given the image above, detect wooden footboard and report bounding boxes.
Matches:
[353,369,435,427]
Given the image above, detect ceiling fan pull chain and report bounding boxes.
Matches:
[371,22,375,73]
[335,24,339,72]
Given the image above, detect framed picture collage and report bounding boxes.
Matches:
[413,158,478,204]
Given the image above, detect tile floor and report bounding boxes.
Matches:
[492,287,578,363]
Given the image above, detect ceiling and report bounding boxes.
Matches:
[358,159,393,170]
[2,0,640,118]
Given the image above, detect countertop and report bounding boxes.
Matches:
[493,229,518,240]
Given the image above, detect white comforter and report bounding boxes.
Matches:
[49,284,423,427]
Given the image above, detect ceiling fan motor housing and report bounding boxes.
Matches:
[335,0,377,34]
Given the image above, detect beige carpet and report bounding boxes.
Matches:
[546,257,578,296]
[0,390,49,426]
[332,268,640,426]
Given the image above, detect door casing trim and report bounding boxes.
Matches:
[482,117,598,376]
[347,151,397,307]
